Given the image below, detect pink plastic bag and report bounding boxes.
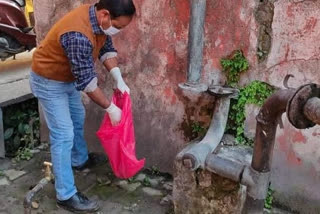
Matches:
[96,91,145,179]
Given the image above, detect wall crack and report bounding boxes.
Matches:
[255,0,275,63]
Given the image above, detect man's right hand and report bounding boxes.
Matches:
[105,103,122,126]
[86,88,121,126]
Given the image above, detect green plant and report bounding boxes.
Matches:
[264,187,274,210]
[191,122,206,138]
[150,166,161,176]
[3,99,40,158]
[127,177,135,183]
[226,81,274,147]
[221,50,249,87]
[143,177,151,186]
[15,147,33,161]
[0,170,4,177]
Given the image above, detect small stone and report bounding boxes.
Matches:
[163,182,173,191]
[221,134,236,146]
[125,183,141,192]
[149,178,160,187]
[116,180,128,187]
[37,143,49,150]
[160,194,173,205]
[124,203,138,211]
[142,187,164,197]
[4,169,26,181]
[97,177,111,186]
[30,149,40,154]
[198,170,212,188]
[31,201,39,209]
[0,177,9,186]
[135,173,146,182]
[156,176,165,182]
[116,180,141,192]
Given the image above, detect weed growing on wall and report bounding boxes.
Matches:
[3,98,40,160]
[191,122,207,138]
[227,81,274,147]
[221,51,274,147]
[221,50,249,87]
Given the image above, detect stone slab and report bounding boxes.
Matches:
[4,169,26,181]
[0,177,9,186]
[0,79,33,108]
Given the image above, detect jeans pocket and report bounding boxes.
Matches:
[29,72,49,98]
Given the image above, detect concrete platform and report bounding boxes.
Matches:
[0,51,33,158]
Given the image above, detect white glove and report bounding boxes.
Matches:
[110,67,130,94]
[105,102,122,126]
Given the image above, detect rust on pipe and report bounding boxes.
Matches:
[251,89,295,172]
[303,97,320,125]
[243,89,295,213]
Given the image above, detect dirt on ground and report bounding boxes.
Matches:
[0,148,174,214]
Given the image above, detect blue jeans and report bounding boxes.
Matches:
[29,71,88,200]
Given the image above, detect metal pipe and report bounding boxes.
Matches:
[303,97,320,125]
[205,154,245,182]
[242,89,295,213]
[251,89,295,172]
[24,178,50,214]
[182,96,230,170]
[24,162,53,214]
[187,0,206,84]
[179,0,208,93]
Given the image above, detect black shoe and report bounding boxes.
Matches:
[73,152,107,171]
[57,192,99,213]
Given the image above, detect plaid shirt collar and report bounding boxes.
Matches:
[89,5,104,35]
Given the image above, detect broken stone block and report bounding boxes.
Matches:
[4,169,26,181]
[142,187,164,197]
[173,157,245,214]
[0,177,9,186]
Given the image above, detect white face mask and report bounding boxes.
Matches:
[100,19,120,36]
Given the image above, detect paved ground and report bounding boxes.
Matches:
[0,147,173,214]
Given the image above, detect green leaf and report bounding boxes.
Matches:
[24,124,31,134]
[13,135,20,148]
[18,123,25,134]
[4,128,14,140]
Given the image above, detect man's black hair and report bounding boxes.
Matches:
[96,0,136,18]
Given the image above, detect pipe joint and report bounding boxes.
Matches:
[205,154,245,182]
[241,166,270,200]
[287,83,320,129]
